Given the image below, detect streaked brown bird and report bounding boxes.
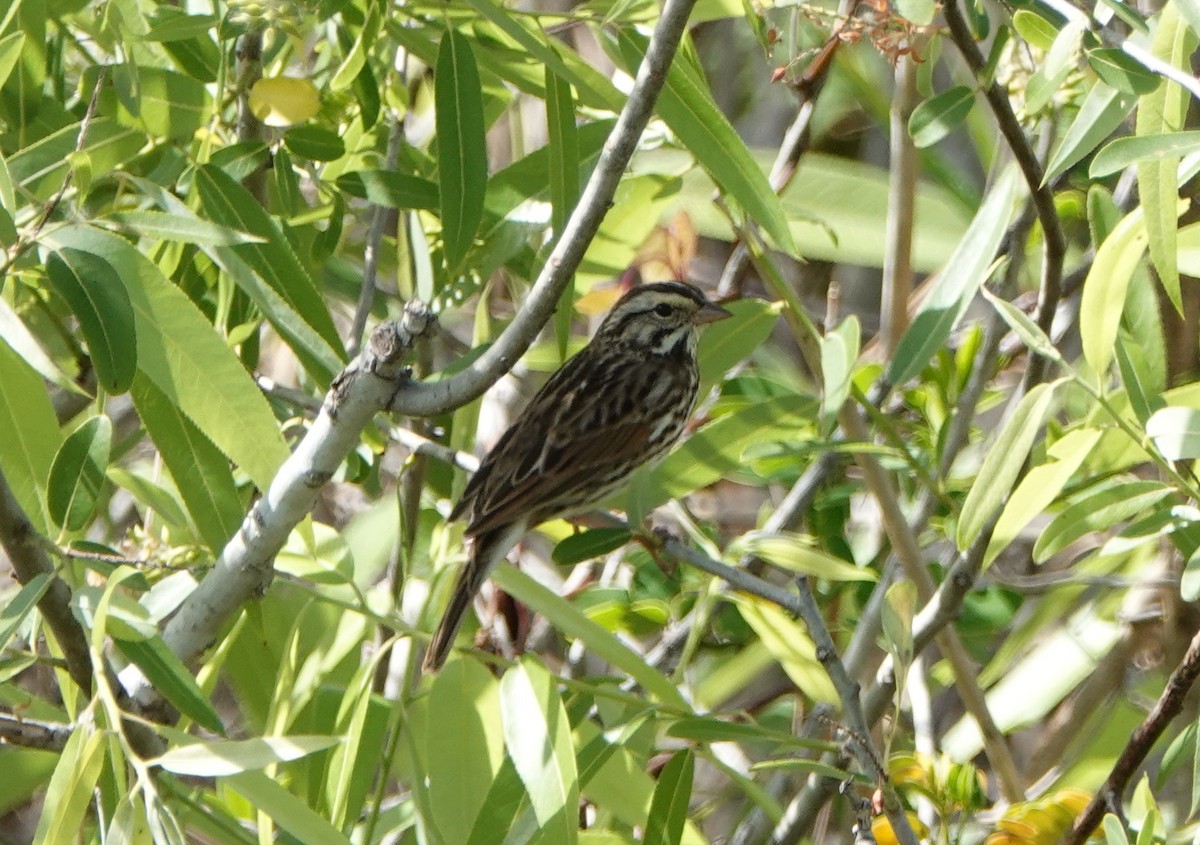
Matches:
[423,281,731,670]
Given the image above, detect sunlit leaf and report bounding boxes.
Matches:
[248,76,321,127]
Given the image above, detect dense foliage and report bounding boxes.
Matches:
[2,0,1200,843]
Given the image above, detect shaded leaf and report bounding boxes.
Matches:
[1091,130,1200,177]
[47,415,111,531]
[336,169,440,210]
[908,86,975,148]
[645,750,693,845]
[436,29,488,273]
[552,527,632,566]
[116,636,224,734]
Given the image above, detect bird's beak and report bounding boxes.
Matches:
[695,301,733,325]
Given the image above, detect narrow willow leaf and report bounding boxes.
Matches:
[956,379,1063,550]
[1043,82,1137,183]
[696,298,782,396]
[1087,184,1121,248]
[329,3,378,92]
[32,727,106,845]
[0,573,51,648]
[500,658,579,845]
[613,29,799,256]
[644,750,694,845]
[116,636,224,733]
[44,225,289,492]
[552,527,631,566]
[1091,131,1200,178]
[47,415,112,531]
[730,531,876,581]
[427,660,505,844]
[1136,3,1198,312]
[985,427,1103,568]
[283,125,345,162]
[1147,406,1200,460]
[1034,480,1172,562]
[667,717,834,750]
[0,339,62,533]
[1086,47,1160,95]
[547,67,580,362]
[622,394,816,514]
[10,117,143,201]
[336,169,439,210]
[820,315,859,425]
[436,29,488,273]
[46,247,138,394]
[1080,208,1149,376]
[156,736,339,776]
[889,167,1020,385]
[0,298,83,395]
[908,86,975,148]
[492,566,688,708]
[225,771,350,845]
[466,758,528,845]
[107,210,265,245]
[194,164,343,354]
[130,374,242,552]
[0,31,24,90]
[735,597,838,704]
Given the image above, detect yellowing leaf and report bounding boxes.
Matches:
[248,77,320,127]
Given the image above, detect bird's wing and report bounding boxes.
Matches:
[461,353,665,536]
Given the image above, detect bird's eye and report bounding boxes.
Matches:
[653,303,673,318]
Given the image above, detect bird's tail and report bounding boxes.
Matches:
[422,524,521,672]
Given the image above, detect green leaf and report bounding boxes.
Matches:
[10,117,143,201]
[1043,82,1137,183]
[889,167,1020,385]
[130,374,242,552]
[552,527,632,566]
[696,298,782,395]
[427,660,505,844]
[0,573,52,649]
[956,379,1063,550]
[330,2,379,93]
[194,164,343,358]
[622,394,816,514]
[1080,208,1149,376]
[284,125,346,162]
[491,566,688,709]
[97,64,211,141]
[47,415,111,531]
[1086,48,1160,95]
[1013,9,1058,50]
[436,29,488,273]
[613,29,798,257]
[1034,480,1172,562]
[894,0,935,26]
[730,531,876,581]
[734,597,838,704]
[31,726,106,845]
[156,736,339,776]
[500,658,579,845]
[108,467,191,530]
[0,31,25,90]
[1103,814,1131,845]
[106,210,265,245]
[43,225,289,492]
[226,771,351,845]
[882,579,918,666]
[0,339,62,533]
[820,315,859,425]
[115,636,225,734]
[644,750,693,845]
[1091,131,1200,177]
[986,427,1104,568]
[45,248,137,394]
[1147,406,1200,460]
[335,169,440,210]
[466,758,528,845]
[1136,3,1198,312]
[908,86,975,148]
[547,67,580,362]
[1088,183,1121,248]
[667,717,834,750]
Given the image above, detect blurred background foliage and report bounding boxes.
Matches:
[2,0,1200,842]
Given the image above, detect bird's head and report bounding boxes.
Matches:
[595,281,732,356]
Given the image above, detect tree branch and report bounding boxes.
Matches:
[388,0,700,419]
[1065,627,1200,844]
[0,469,95,695]
[0,711,73,753]
[121,304,435,705]
[942,0,1064,391]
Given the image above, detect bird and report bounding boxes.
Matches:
[423,280,732,671]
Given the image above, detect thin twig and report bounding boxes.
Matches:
[1065,628,1200,844]
[880,56,918,355]
[387,0,701,419]
[942,0,1065,392]
[349,116,403,357]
